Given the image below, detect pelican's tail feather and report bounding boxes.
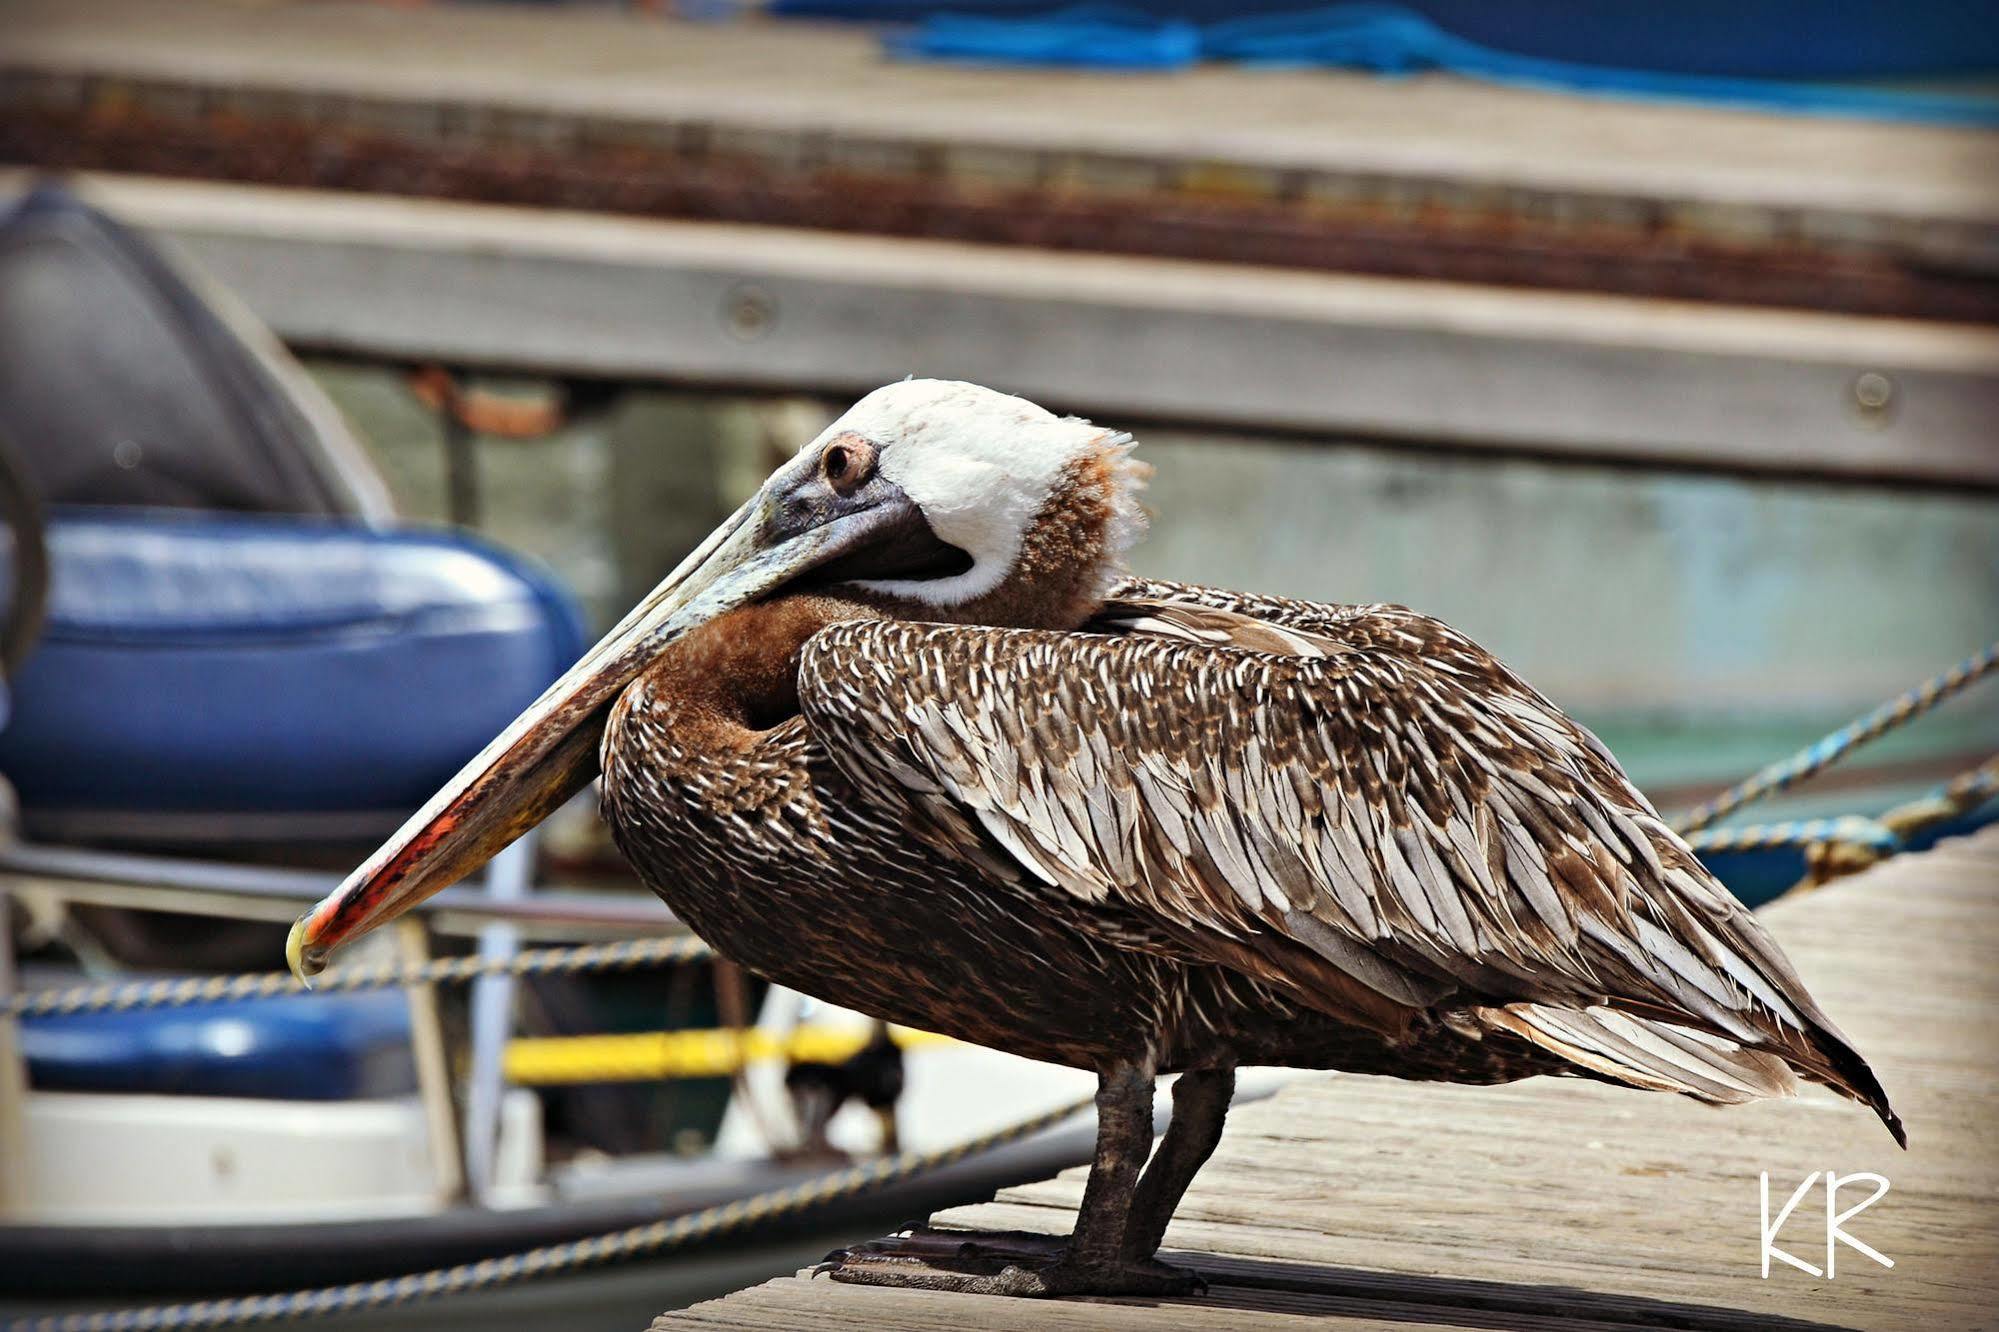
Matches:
[1480,1003,1799,1105]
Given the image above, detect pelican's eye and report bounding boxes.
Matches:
[822,438,875,496]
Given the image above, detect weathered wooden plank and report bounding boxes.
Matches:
[7,0,1998,320]
[658,827,1999,1330]
[658,1272,1586,1331]
[12,172,1999,487]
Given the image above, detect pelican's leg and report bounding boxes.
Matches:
[1123,1065,1234,1262]
[821,1058,1205,1298]
[1037,1059,1176,1286]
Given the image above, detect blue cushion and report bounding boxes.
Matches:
[0,508,586,820]
[22,990,416,1100]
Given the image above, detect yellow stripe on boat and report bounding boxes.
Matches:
[502,1024,958,1084]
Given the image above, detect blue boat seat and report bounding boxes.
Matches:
[21,989,416,1100]
[0,507,586,842]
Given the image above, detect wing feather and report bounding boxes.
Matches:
[794,579,1901,1142]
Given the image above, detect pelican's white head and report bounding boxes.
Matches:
[284,379,1145,978]
[798,379,1149,618]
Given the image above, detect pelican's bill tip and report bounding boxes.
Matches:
[285,917,327,988]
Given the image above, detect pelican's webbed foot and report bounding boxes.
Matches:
[816,1227,1205,1298]
[814,1061,1225,1299]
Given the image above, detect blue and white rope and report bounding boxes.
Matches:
[1671,642,1999,836]
[5,936,714,1019]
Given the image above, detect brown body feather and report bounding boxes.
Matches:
[598,579,1901,1145]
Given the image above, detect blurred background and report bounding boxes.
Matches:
[0,0,1995,1326]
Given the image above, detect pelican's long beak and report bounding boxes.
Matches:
[287,489,815,981]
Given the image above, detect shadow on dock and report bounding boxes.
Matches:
[1175,1253,1856,1332]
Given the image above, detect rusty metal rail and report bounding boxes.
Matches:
[0,841,679,938]
[3,78,1993,323]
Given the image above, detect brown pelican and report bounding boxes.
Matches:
[289,380,1902,1298]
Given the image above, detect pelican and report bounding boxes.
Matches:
[290,380,1901,1298]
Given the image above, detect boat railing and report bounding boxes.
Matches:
[0,839,684,939]
[0,829,700,1221]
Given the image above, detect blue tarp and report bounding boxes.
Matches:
[778,2,1999,126]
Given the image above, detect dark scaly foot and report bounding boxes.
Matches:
[818,1225,1066,1270]
[818,1059,1208,1299]
[817,1227,1204,1297]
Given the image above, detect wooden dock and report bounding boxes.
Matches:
[5,0,1997,323]
[658,827,1999,1331]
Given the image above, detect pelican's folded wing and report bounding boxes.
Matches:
[796,585,1900,1143]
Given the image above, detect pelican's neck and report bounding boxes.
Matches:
[643,594,882,731]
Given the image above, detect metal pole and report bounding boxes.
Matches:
[1,884,38,1214]
[439,370,481,530]
[396,917,465,1204]
[463,832,533,1203]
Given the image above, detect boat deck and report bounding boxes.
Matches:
[657,825,1999,1331]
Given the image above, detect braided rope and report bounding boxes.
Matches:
[1681,815,1899,857]
[1681,754,1999,895]
[1880,754,1999,841]
[6,1093,1096,1332]
[1671,641,1999,836]
[1793,752,1999,889]
[5,935,713,1019]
